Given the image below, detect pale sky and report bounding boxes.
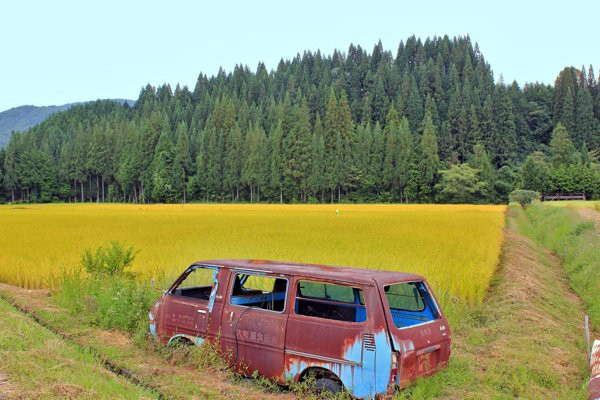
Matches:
[1,0,598,112]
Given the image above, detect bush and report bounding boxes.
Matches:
[509,189,539,208]
[56,242,158,335]
[81,241,138,278]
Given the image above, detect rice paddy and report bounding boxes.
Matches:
[0,204,506,304]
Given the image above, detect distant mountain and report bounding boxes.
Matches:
[0,99,135,147]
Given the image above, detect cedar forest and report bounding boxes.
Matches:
[1,36,599,204]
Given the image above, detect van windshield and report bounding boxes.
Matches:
[384,282,438,328]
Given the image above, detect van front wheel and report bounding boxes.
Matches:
[315,377,342,394]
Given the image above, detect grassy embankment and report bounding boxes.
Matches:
[398,206,589,399]
[0,283,299,400]
[0,296,156,399]
[518,203,600,332]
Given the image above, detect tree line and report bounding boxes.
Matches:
[1,35,599,204]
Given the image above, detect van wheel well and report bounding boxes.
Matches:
[167,336,194,347]
[299,367,342,385]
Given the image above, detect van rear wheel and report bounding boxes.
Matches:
[314,377,342,394]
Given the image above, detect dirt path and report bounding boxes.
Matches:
[0,372,16,400]
[437,212,588,399]
[577,207,600,230]
[0,296,155,399]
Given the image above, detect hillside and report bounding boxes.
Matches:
[0,36,598,204]
[0,104,75,147]
[0,99,135,147]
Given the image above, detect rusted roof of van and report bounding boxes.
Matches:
[194,259,424,285]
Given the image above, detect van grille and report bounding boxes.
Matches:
[363,334,376,351]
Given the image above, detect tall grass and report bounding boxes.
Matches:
[517,204,600,330]
[0,203,506,304]
[55,242,158,336]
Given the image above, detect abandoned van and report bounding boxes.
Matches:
[149,260,451,399]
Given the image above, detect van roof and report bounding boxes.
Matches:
[193,259,425,286]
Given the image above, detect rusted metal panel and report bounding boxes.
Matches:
[197,259,424,286]
[381,280,451,387]
[283,279,394,398]
[591,339,600,400]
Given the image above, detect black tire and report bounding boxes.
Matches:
[314,377,343,395]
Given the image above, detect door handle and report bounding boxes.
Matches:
[229,311,234,322]
[198,309,207,314]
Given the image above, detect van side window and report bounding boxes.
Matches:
[171,266,217,300]
[295,280,366,323]
[229,273,287,312]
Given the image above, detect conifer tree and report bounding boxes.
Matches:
[397,117,413,202]
[269,122,285,203]
[550,122,578,167]
[224,124,243,200]
[574,86,595,147]
[561,86,576,134]
[151,131,177,202]
[174,121,192,202]
[419,111,440,201]
[493,83,517,166]
[469,143,495,201]
[309,115,326,200]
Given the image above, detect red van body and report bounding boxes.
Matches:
[149,260,451,399]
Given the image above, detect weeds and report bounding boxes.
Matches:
[518,204,600,330]
[55,242,158,335]
[81,241,138,278]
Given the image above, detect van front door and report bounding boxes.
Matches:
[220,272,289,381]
[163,265,219,341]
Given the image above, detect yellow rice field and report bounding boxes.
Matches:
[0,204,506,303]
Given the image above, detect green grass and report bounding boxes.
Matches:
[397,208,588,399]
[518,204,600,331]
[0,298,155,399]
[55,271,158,337]
[544,200,600,209]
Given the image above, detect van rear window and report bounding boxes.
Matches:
[385,282,425,311]
[384,282,438,328]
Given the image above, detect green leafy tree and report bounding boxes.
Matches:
[509,189,539,208]
[435,163,488,203]
[520,151,549,193]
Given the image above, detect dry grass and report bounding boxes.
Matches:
[0,203,506,304]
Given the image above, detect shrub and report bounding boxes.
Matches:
[56,242,157,335]
[81,241,138,278]
[509,189,539,208]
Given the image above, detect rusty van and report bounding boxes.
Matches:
[149,260,451,399]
